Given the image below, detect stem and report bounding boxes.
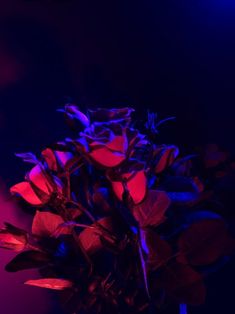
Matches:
[69,200,96,222]
[180,304,187,314]
[66,170,71,200]
[69,162,84,174]
[27,243,45,253]
[138,239,150,300]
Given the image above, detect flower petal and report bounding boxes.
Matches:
[106,135,127,153]
[28,165,51,194]
[42,148,57,171]
[10,182,42,205]
[54,151,74,169]
[89,147,125,167]
[111,170,147,204]
[127,170,147,204]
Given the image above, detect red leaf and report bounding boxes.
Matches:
[0,232,27,251]
[32,211,70,237]
[25,278,73,290]
[177,219,234,265]
[157,262,206,305]
[133,190,171,227]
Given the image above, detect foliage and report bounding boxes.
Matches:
[1,105,235,314]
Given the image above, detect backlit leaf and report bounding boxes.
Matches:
[25,278,73,290]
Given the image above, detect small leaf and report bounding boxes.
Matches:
[78,217,115,255]
[154,145,179,174]
[25,278,73,290]
[5,250,51,272]
[32,211,69,237]
[15,152,39,164]
[133,190,171,227]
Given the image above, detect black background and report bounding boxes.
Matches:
[0,1,234,313]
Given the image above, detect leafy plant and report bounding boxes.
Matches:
[1,105,235,314]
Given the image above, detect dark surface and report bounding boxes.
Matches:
[0,1,235,313]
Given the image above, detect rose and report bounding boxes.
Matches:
[10,164,63,206]
[74,120,147,168]
[107,160,147,204]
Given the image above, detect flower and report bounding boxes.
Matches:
[74,121,147,168]
[10,164,63,205]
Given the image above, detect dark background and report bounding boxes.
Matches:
[0,1,234,313]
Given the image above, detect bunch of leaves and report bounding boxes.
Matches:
[1,105,235,314]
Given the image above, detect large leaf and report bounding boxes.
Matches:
[32,211,70,237]
[161,176,199,206]
[156,262,206,305]
[133,190,171,227]
[177,219,235,265]
[5,250,51,272]
[25,278,73,290]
